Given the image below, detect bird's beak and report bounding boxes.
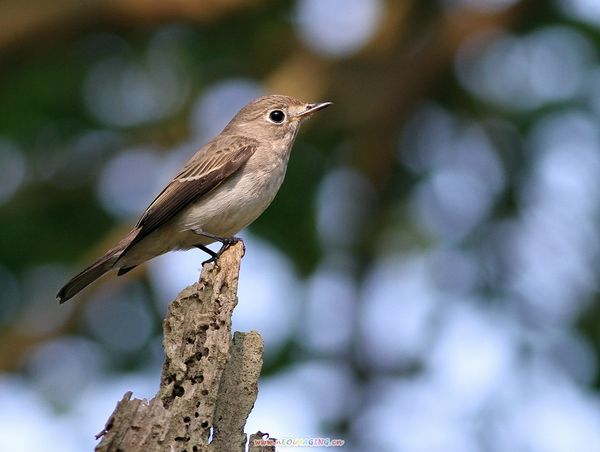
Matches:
[296,101,333,119]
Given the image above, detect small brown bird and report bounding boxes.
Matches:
[57,95,331,303]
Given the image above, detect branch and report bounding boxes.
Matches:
[95,242,267,452]
[0,0,262,56]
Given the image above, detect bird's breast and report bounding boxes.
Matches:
[176,147,290,242]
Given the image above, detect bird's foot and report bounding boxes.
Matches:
[194,244,218,265]
[192,229,244,265]
[202,237,243,265]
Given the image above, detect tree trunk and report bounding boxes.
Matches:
[95,242,272,452]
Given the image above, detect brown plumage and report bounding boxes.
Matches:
[57,95,331,303]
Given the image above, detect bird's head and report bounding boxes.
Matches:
[223,94,332,143]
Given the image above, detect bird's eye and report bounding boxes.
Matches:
[269,110,285,123]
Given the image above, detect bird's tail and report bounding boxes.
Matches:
[56,229,139,303]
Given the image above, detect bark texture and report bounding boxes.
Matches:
[95,242,266,452]
[248,432,277,452]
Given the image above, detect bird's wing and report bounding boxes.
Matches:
[120,137,258,256]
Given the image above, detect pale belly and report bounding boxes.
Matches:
[119,154,288,266]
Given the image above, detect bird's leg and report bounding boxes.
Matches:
[192,228,244,265]
[194,244,218,264]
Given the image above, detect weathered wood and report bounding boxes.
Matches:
[95,242,267,452]
[211,331,264,451]
[248,432,277,452]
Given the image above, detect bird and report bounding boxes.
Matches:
[57,94,332,303]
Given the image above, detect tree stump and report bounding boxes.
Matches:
[95,242,269,452]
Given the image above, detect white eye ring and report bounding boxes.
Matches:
[268,110,286,124]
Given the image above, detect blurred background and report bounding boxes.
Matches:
[1,0,600,450]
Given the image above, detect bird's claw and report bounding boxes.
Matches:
[200,236,243,266]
